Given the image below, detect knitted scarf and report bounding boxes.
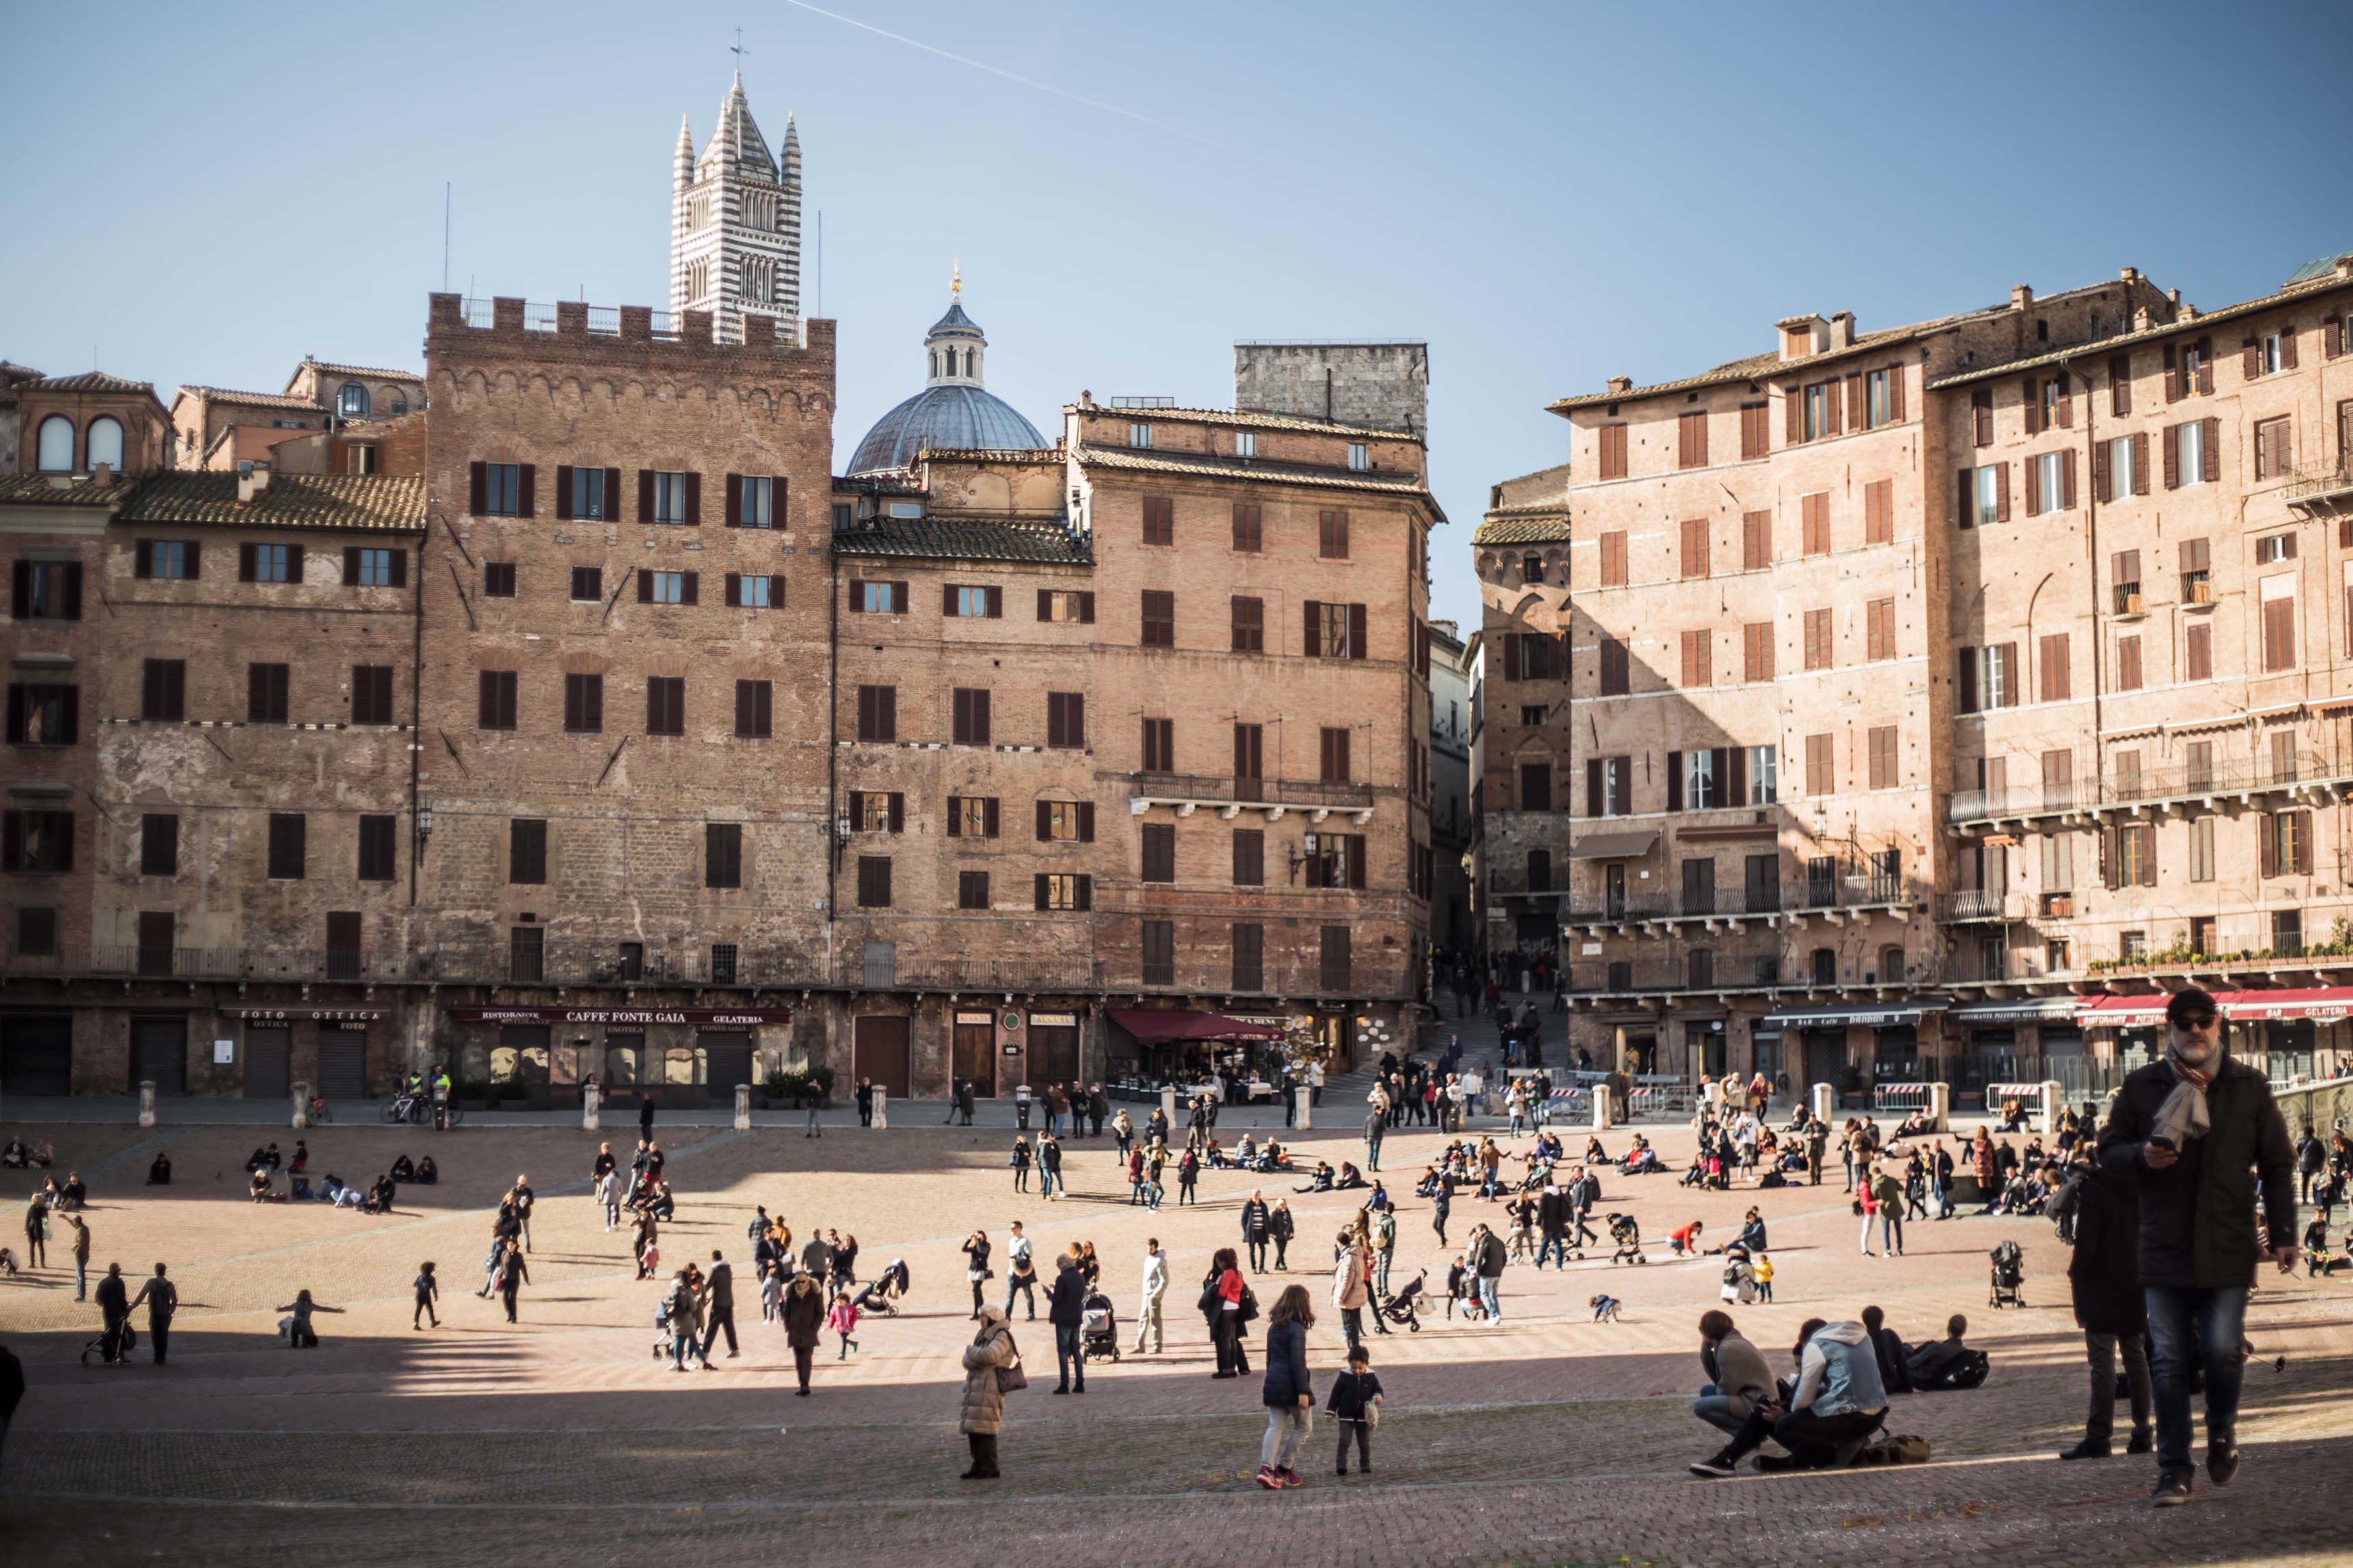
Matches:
[2152,1048,2216,1150]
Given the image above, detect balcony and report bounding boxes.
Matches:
[0,947,380,983]
[1560,872,1911,934]
[1949,751,2353,829]
[2285,460,2353,509]
[1129,771,1375,823]
[1936,888,2023,923]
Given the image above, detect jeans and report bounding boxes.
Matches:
[2086,1329,2153,1445]
[670,1331,697,1368]
[1692,1384,1754,1436]
[1375,1249,1393,1299]
[1339,1305,1364,1353]
[1536,1234,1568,1269]
[1476,1276,1500,1320]
[1261,1404,1311,1471]
[1880,1212,1903,1253]
[1039,1167,1059,1197]
[2146,1284,2248,1471]
[1054,1320,1083,1389]
[1247,1239,1267,1271]
[1213,1311,1248,1373]
[1005,1277,1036,1318]
[1337,1416,1371,1471]
[75,1255,87,1300]
[1365,1139,1381,1171]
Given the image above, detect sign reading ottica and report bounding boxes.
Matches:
[445,1006,793,1026]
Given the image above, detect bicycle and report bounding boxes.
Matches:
[307,1095,333,1124]
[382,1092,425,1126]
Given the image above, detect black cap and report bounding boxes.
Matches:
[2166,988,2220,1027]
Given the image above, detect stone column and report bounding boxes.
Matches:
[138,1080,157,1130]
[2038,1079,2062,1137]
[735,1082,752,1132]
[1590,1086,1613,1130]
[291,1080,309,1130]
[1160,1085,1178,1128]
[583,1082,601,1131]
[1928,1081,1951,1133]
[871,1088,887,1129]
[1293,1084,1312,1130]
[1810,1081,1835,1124]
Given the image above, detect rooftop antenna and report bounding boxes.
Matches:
[441,182,451,294]
[815,210,823,319]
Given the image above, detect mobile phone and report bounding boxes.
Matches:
[2148,1136,2176,1153]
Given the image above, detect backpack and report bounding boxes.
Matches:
[1932,1349,1990,1390]
[1857,1433,1932,1465]
[1722,1263,1745,1287]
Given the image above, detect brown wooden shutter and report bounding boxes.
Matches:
[388,549,406,587]
[469,461,488,514]
[1036,588,1051,621]
[2327,315,2345,360]
[342,546,360,585]
[683,472,701,525]
[1973,390,1993,447]
[1957,647,1978,713]
[2244,336,2262,380]
[847,578,865,613]
[1586,759,1603,816]
[2021,376,2040,436]
[1957,468,1974,527]
[946,797,964,838]
[2297,814,2314,875]
[942,582,958,615]
[1078,592,1094,624]
[2261,814,2278,878]
[1726,744,1747,804]
[1036,800,1051,841]
[1078,801,1095,842]
[555,466,575,520]
[2024,455,2041,516]
[1502,633,1521,680]
[2060,448,2078,509]
[1033,873,1049,910]
[517,464,536,518]
[1785,390,1802,444]
[603,468,621,514]
[1888,364,1905,422]
[2130,431,2150,494]
[2196,338,2215,395]
[239,543,257,581]
[1995,463,2011,522]
[2110,355,2132,415]
[2200,417,2220,482]
[727,574,744,607]
[2281,323,2299,370]
[1348,602,1367,659]
[680,571,698,604]
[1842,373,1861,431]
[2164,345,2182,402]
[2163,425,2181,489]
[637,569,654,603]
[2055,373,2073,428]
[1303,600,1322,656]
[986,585,1002,618]
[724,474,743,526]
[984,797,999,837]
[1666,751,1683,812]
[888,793,904,833]
[2092,439,2112,503]
[637,470,655,522]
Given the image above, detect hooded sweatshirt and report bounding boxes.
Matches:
[1791,1321,1888,1418]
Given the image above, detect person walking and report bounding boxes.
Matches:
[598,1166,624,1232]
[1133,1238,1167,1354]
[782,1271,825,1394]
[1470,1221,1507,1323]
[1010,1134,1032,1193]
[662,1268,703,1370]
[701,1249,739,1363]
[1254,1284,1316,1489]
[95,1262,131,1364]
[62,1210,90,1301]
[2060,1156,2153,1461]
[957,1303,1018,1480]
[22,1190,48,1270]
[1364,1105,1385,1173]
[1003,1221,1038,1320]
[1326,1345,1383,1476]
[1205,1246,1250,1377]
[1241,1191,1272,1272]
[962,1230,993,1320]
[1177,1146,1200,1205]
[412,1261,440,1329]
[1270,1198,1295,1271]
[2098,987,2297,1506]
[1332,1232,1371,1354]
[1047,1249,1088,1394]
[128,1263,176,1364]
[510,1174,535,1253]
[495,1240,529,1323]
[1431,1171,1454,1249]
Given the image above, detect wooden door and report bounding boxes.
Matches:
[853,1015,911,1099]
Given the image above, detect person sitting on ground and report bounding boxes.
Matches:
[1904,1314,1972,1388]
[414,1155,438,1184]
[364,1173,397,1214]
[250,1169,275,1203]
[1688,1310,1777,1468]
[1668,1219,1705,1257]
[0,1137,27,1169]
[244,1145,271,1175]
[1585,1134,1607,1165]
[1263,1140,1291,1171]
[1296,1160,1335,1194]
[261,1143,283,1171]
[289,1141,309,1174]
[1860,1304,1913,1394]
[31,1139,54,1169]
[146,1150,172,1186]
[1333,1161,1367,1191]
[1735,1208,1768,1253]
[1234,1132,1257,1169]
[59,1171,86,1211]
[389,1154,416,1183]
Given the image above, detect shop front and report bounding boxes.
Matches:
[2220,988,2353,1085]
[1761,1002,1931,1105]
[444,1005,792,1108]
[1105,1009,1287,1102]
[1948,997,2083,1101]
[227,1007,391,1100]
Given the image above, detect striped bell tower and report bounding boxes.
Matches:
[670,72,801,343]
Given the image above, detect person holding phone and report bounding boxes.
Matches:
[2098,987,2297,1509]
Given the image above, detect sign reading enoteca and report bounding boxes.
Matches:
[445,1006,793,1026]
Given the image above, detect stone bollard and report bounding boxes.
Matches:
[583,1081,601,1131]
[1928,1082,1952,1133]
[735,1082,752,1132]
[2038,1079,2062,1137]
[871,1088,887,1129]
[1293,1084,1312,1130]
[139,1079,157,1130]
[291,1080,309,1130]
[1160,1085,1177,1129]
[1590,1087,1613,1131]
[1810,1081,1835,1124]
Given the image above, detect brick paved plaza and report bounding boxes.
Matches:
[3,1063,2348,1568]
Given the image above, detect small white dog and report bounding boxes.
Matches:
[1590,1292,1622,1323]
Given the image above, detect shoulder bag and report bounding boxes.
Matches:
[996,1333,1028,1394]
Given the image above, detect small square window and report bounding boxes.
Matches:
[1346,442,1368,471]
[252,544,291,583]
[958,870,990,910]
[570,566,603,602]
[1235,431,1257,458]
[648,570,685,604]
[739,475,776,528]
[484,562,516,597]
[651,471,691,525]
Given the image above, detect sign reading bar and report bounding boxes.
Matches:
[446,1005,793,1026]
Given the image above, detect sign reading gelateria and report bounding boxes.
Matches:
[445,1006,793,1026]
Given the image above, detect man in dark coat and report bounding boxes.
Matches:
[1046,1250,1088,1394]
[129,1262,177,1365]
[2059,1156,2151,1459]
[94,1262,131,1364]
[1240,1193,1272,1271]
[2099,988,2297,1506]
[781,1273,825,1394]
[700,1250,738,1362]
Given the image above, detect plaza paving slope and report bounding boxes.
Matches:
[2,1111,2348,1567]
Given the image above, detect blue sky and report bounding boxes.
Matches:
[5,1,2349,628]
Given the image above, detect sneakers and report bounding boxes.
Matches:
[1254,1465,1282,1490]
[1276,1467,1304,1488]
[2058,1439,2112,1461]
[2152,1468,2194,1506]
[1687,1454,1737,1478]
[2206,1432,2239,1487]
[2127,1429,2155,1455]
[1752,1453,1801,1473]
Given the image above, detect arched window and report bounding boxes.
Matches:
[963,349,975,377]
[86,416,124,471]
[931,351,940,379]
[338,383,369,418]
[36,415,75,472]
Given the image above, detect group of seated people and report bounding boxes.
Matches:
[388,1154,437,1184]
[1206,1132,1292,1172]
[1,1137,54,1170]
[1686,1309,1982,1476]
[243,1142,310,1176]
[1291,1159,1369,1194]
[254,1169,398,1212]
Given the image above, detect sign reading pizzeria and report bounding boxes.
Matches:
[445,1006,794,1026]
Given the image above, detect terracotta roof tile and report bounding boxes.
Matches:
[289,358,424,386]
[1072,403,1419,440]
[1929,271,2353,389]
[831,516,1091,566]
[174,384,321,412]
[1473,514,1572,546]
[1074,444,1447,521]
[31,371,157,396]
[117,473,424,533]
[0,473,135,508]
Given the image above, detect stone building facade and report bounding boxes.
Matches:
[1486,252,2353,1102]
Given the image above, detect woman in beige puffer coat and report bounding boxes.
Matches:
[959,1302,1020,1479]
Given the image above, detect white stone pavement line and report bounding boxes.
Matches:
[16,1438,2317,1513]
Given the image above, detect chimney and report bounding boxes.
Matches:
[2119,266,2140,286]
[1829,311,1856,349]
[1606,375,1633,395]
[237,460,272,505]
[2010,284,2034,310]
[2133,306,2154,332]
[1079,389,1095,409]
[2337,254,2353,281]
[91,462,113,488]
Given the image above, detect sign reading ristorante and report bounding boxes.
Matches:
[446,1006,793,1026]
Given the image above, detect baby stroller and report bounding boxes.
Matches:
[1607,1212,1647,1265]
[1377,1269,1426,1333]
[79,1320,136,1367]
[1988,1238,2026,1308]
[1079,1288,1120,1363]
[854,1259,910,1316]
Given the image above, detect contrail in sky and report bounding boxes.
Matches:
[774,0,1237,152]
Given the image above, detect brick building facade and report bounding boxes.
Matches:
[1485,252,2353,1102]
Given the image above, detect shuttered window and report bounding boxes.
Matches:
[1142,494,1174,546]
[1141,716,1173,773]
[1800,492,1830,555]
[1317,509,1350,559]
[1862,479,1893,544]
[1677,411,1708,469]
[1865,598,1895,661]
[1679,629,1710,688]
[2110,354,2133,416]
[1141,921,1176,985]
[1046,691,1085,748]
[1802,608,1832,671]
[2185,622,2213,681]
[2116,635,2144,691]
[1598,638,1629,696]
[1232,828,1265,886]
[856,684,897,742]
[1804,732,1835,796]
[1971,388,1993,447]
[1598,531,1628,587]
[1519,762,1553,812]
[735,679,772,739]
[1141,822,1176,883]
[1741,510,1771,569]
[476,669,516,730]
[1319,726,1352,784]
[1867,726,1898,790]
[564,674,603,734]
[1678,516,1709,579]
[2255,416,2293,481]
[1742,622,1774,682]
[2039,633,2071,702]
[951,687,992,745]
[644,676,685,736]
[1230,596,1263,652]
[1140,589,1175,648]
[1229,503,1263,553]
[1739,402,1769,460]
[1597,424,1627,480]
[2261,577,2298,672]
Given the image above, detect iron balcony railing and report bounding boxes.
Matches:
[1949,749,2353,825]
[1562,873,1908,924]
[2285,460,2353,505]
[0,947,380,982]
[1130,771,1376,811]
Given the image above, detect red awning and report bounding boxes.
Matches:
[2075,994,2173,1028]
[2221,987,2353,1023]
[1107,1009,1284,1045]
